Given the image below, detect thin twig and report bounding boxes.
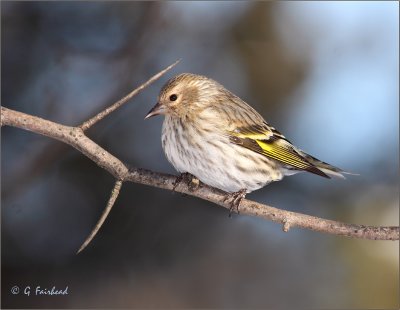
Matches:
[77,180,123,254]
[79,59,180,131]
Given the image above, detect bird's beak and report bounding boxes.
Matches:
[145,102,165,119]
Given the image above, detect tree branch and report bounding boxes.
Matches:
[79,60,180,131]
[2,106,398,243]
[2,63,398,253]
[77,180,123,254]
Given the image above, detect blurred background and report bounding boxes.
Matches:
[1,1,398,308]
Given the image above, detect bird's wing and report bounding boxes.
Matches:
[229,123,330,178]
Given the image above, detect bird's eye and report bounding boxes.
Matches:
[169,94,178,101]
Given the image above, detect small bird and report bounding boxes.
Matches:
[145,73,350,210]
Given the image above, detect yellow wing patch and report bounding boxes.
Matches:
[232,124,273,141]
[255,140,310,170]
[229,125,329,178]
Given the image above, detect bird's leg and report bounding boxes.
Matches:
[223,188,247,217]
[172,172,190,191]
[172,172,200,192]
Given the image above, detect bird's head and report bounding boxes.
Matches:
[145,73,220,120]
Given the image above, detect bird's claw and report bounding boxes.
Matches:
[223,189,247,217]
[172,172,200,192]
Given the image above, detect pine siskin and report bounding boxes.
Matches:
[145,73,350,208]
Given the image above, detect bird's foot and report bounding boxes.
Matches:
[172,172,200,192]
[223,189,247,217]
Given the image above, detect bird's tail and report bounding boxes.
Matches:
[299,151,357,179]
